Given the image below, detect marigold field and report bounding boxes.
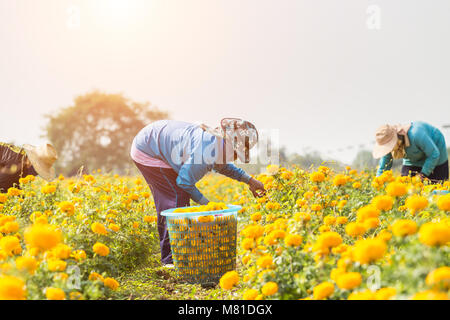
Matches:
[0,165,449,300]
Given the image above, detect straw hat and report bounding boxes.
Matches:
[23,143,58,181]
[372,124,398,159]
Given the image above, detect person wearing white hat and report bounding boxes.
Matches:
[0,142,58,192]
[130,118,266,266]
[372,121,448,182]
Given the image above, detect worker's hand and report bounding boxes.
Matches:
[248,177,266,198]
[417,173,428,181]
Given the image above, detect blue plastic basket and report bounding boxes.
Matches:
[161,204,241,285]
[431,190,450,195]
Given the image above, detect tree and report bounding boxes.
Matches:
[45,91,169,175]
[352,150,378,170]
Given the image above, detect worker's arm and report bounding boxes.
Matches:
[214,163,266,197]
[415,132,441,177]
[176,156,211,205]
[376,153,393,176]
[213,163,252,183]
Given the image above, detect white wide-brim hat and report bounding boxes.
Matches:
[372,124,398,159]
[23,143,58,181]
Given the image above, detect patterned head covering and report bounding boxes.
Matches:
[200,118,259,163]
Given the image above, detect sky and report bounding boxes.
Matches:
[1,0,450,165]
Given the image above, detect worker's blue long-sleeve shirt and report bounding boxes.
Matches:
[377,121,448,176]
[133,120,252,204]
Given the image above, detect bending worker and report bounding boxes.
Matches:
[0,142,58,192]
[130,118,266,267]
[373,121,448,182]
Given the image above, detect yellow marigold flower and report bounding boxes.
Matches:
[93,242,110,256]
[352,182,362,189]
[47,259,67,272]
[266,165,279,175]
[330,268,346,282]
[356,205,380,222]
[109,223,120,232]
[7,187,22,197]
[336,216,348,225]
[58,201,75,216]
[103,277,120,290]
[89,272,104,282]
[377,229,392,241]
[371,195,394,211]
[392,219,417,237]
[285,234,303,247]
[313,282,334,300]
[437,194,450,211]
[425,266,450,289]
[318,166,330,174]
[71,249,87,261]
[313,232,342,254]
[310,204,322,212]
[242,255,251,265]
[363,217,380,230]
[219,271,239,290]
[386,182,407,197]
[45,287,65,300]
[333,174,348,186]
[405,195,428,214]
[310,172,325,183]
[91,222,108,235]
[51,243,72,259]
[0,236,21,256]
[324,215,336,225]
[1,221,19,234]
[53,273,69,281]
[0,275,26,300]
[345,222,366,238]
[412,290,448,300]
[69,291,84,300]
[41,184,56,194]
[265,201,280,211]
[375,287,396,300]
[24,224,61,251]
[250,212,262,222]
[418,221,450,246]
[256,255,273,269]
[269,229,286,240]
[241,224,264,239]
[303,191,314,200]
[338,200,347,209]
[336,272,362,290]
[281,171,293,180]
[15,256,38,274]
[294,212,311,223]
[0,193,8,203]
[241,238,255,251]
[347,290,376,300]
[352,238,387,265]
[243,289,259,300]
[261,281,278,296]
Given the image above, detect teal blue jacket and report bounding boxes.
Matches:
[377,122,448,177]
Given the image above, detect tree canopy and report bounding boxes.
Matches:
[45,91,168,175]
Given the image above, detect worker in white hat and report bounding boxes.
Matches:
[0,142,58,192]
[372,121,448,182]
